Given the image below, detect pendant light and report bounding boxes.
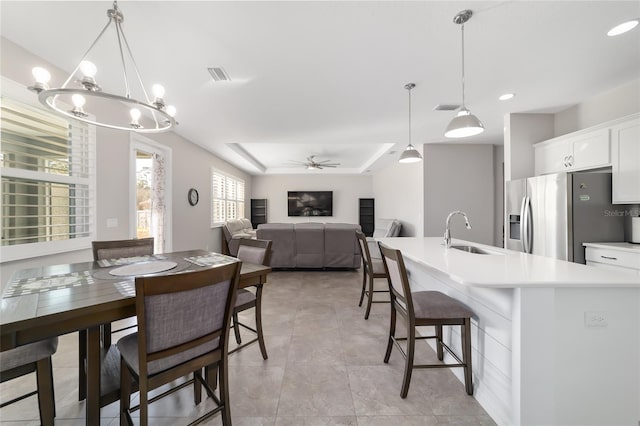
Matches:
[399,83,423,163]
[444,10,484,139]
[28,1,176,133]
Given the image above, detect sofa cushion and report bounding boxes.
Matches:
[226,219,246,235]
[257,223,296,268]
[324,223,361,268]
[294,223,325,268]
[240,218,253,231]
[373,218,401,238]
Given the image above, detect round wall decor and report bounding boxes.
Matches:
[188,188,199,206]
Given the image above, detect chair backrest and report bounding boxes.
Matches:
[237,238,272,266]
[92,238,154,261]
[378,242,413,314]
[134,262,241,378]
[355,230,373,273]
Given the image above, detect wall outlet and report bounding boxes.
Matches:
[106,218,118,228]
[585,311,608,327]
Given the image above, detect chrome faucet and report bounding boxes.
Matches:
[444,211,472,248]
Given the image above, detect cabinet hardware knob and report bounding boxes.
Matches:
[601,255,617,260]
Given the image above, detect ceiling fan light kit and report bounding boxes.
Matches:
[28,1,176,133]
[399,82,423,164]
[444,9,485,139]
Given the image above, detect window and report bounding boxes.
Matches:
[1,79,95,262]
[211,170,245,225]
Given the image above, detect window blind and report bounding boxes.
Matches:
[211,170,245,225]
[1,96,95,250]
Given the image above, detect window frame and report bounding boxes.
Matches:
[0,77,96,262]
[211,169,245,226]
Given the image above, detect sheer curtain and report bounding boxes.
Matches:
[151,153,166,253]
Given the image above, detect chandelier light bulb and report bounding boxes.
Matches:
[130,108,141,121]
[166,105,177,117]
[32,67,51,84]
[152,84,165,98]
[79,61,97,78]
[72,94,86,108]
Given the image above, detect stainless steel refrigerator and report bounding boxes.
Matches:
[505,172,624,264]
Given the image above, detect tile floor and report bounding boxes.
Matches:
[0,270,496,425]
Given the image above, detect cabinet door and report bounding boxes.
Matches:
[534,139,571,175]
[611,117,640,204]
[571,128,610,170]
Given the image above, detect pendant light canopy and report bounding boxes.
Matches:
[444,10,484,139]
[28,1,176,133]
[399,83,423,164]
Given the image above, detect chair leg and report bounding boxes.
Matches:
[139,381,149,426]
[35,357,55,426]
[462,318,473,396]
[102,323,112,348]
[194,370,202,405]
[364,273,374,320]
[384,302,396,363]
[218,359,232,426]
[206,364,219,391]
[78,329,87,401]
[358,268,366,307]
[400,320,415,399]
[232,311,242,344]
[255,286,269,360]
[120,358,132,426]
[436,324,444,361]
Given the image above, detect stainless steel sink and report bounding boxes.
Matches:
[450,245,491,255]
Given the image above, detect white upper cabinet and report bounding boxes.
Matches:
[611,115,640,204]
[534,128,610,175]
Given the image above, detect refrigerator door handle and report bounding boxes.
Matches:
[525,196,533,253]
[520,196,528,253]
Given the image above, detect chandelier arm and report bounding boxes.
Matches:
[461,24,466,108]
[118,21,160,128]
[60,18,113,89]
[114,19,131,99]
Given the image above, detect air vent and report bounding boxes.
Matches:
[207,67,231,82]
[433,104,460,111]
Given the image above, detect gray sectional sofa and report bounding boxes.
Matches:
[256,223,361,269]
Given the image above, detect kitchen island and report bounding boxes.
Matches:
[378,237,640,426]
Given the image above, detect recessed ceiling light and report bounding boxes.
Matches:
[607,19,639,36]
[499,93,515,101]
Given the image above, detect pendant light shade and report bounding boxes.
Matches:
[444,107,484,138]
[399,82,422,164]
[445,10,484,139]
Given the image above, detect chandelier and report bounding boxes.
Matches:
[28,1,176,133]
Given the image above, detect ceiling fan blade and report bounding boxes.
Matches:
[321,164,338,168]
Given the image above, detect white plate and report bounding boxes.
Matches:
[109,261,178,276]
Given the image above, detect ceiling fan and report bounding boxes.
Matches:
[290,155,341,170]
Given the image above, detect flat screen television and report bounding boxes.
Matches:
[288,191,333,217]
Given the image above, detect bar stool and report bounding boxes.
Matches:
[378,242,474,397]
[355,230,389,319]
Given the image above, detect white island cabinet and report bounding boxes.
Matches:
[378,237,640,426]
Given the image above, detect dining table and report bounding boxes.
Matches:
[0,249,271,426]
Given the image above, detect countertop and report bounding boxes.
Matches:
[377,237,640,288]
[583,242,640,253]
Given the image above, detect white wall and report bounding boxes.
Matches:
[0,38,251,289]
[423,144,495,246]
[555,78,640,136]
[251,174,372,224]
[371,147,424,237]
[494,145,505,247]
[504,113,555,182]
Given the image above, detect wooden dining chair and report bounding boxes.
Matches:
[78,237,154,400]
[231,238,272,359]
[0,337,58,426]
[117,262,241,426]
[355,230,389,319]
[378,242,475,398]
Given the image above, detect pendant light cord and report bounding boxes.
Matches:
[408,86,412,147]
[461,23,466,108]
